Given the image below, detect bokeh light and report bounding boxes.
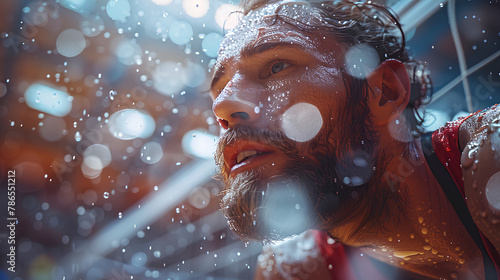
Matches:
[486,172,500,214]
[114,39,142,65]
[153,61,185,95]
[215,4,240,29]
[59,0,96,14]
[108,109,156,140]
[81,155,104,179]
[140,141,164,164]
[281,103,323,142]
[345,43,380,78]
[80,15,105,37]
[181,129,218,159]
[105,0,131,21]
[182,0,210,18]
[168,20,193,45]
[182,62,207,88]
[24,83,73,117]
[201,32,223,58]
[152,0,173,5]
[56,29,86,58]
[261,184,311,238]
[38,116,67,142]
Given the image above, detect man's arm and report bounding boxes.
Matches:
[460,105,500,253]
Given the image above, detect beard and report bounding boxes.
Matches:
[215,122,398,242]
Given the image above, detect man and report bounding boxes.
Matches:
[209,0,500,279]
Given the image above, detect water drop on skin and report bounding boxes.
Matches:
[103,192,110,199]
[472,159,479,172]
[393,251,420,258]
[462,151,475,169]
[421,227,428,234]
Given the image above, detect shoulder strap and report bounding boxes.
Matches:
[421,132,498,280]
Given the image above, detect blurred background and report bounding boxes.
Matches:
[0,0,499,279]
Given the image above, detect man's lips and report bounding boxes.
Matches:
[224,141,283,177]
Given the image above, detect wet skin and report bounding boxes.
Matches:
[210,4,498,279]
[211,17,345,179]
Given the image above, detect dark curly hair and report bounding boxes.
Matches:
[237,0,432,134]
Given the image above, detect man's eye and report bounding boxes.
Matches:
[270,62,289,75]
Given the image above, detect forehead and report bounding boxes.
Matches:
[216,2,327,65]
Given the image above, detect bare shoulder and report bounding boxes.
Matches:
[254,230,331,280]
[459,104,500,253]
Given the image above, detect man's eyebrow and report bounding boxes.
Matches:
[241,41,303,58]
[210,41,305,92]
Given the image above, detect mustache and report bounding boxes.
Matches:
[215,125,299,178]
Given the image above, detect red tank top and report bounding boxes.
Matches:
[431,114,500,277]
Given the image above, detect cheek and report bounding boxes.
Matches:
[265,79,293,111]
[302,65,343,92]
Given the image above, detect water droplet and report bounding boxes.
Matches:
[421,227,428,234]
[462,151,475,169]
[418,216,424,224]
[109,90,117,100]
[118,212,123,218]
[74,131,82,142]
[393,251,420,258]
[103,192,110,199]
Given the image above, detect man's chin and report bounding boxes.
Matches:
[220,169,315,241]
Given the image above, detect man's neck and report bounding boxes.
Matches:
[329,133,485,279]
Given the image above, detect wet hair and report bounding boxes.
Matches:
[238,0,432,134]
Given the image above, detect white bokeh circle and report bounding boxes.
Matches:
[281,103,323,142]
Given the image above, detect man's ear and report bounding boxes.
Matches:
[366,59,411,126]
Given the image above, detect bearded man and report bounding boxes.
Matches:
[209,0,500,279]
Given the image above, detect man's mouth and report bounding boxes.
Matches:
[236,150,269,164]
[224,141,285,177]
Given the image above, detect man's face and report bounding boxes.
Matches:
[210,4,380,241]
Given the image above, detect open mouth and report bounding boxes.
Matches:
[236,150,271,164]
[224,141,281,177]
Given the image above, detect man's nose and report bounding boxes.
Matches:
[212,80,260,130]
